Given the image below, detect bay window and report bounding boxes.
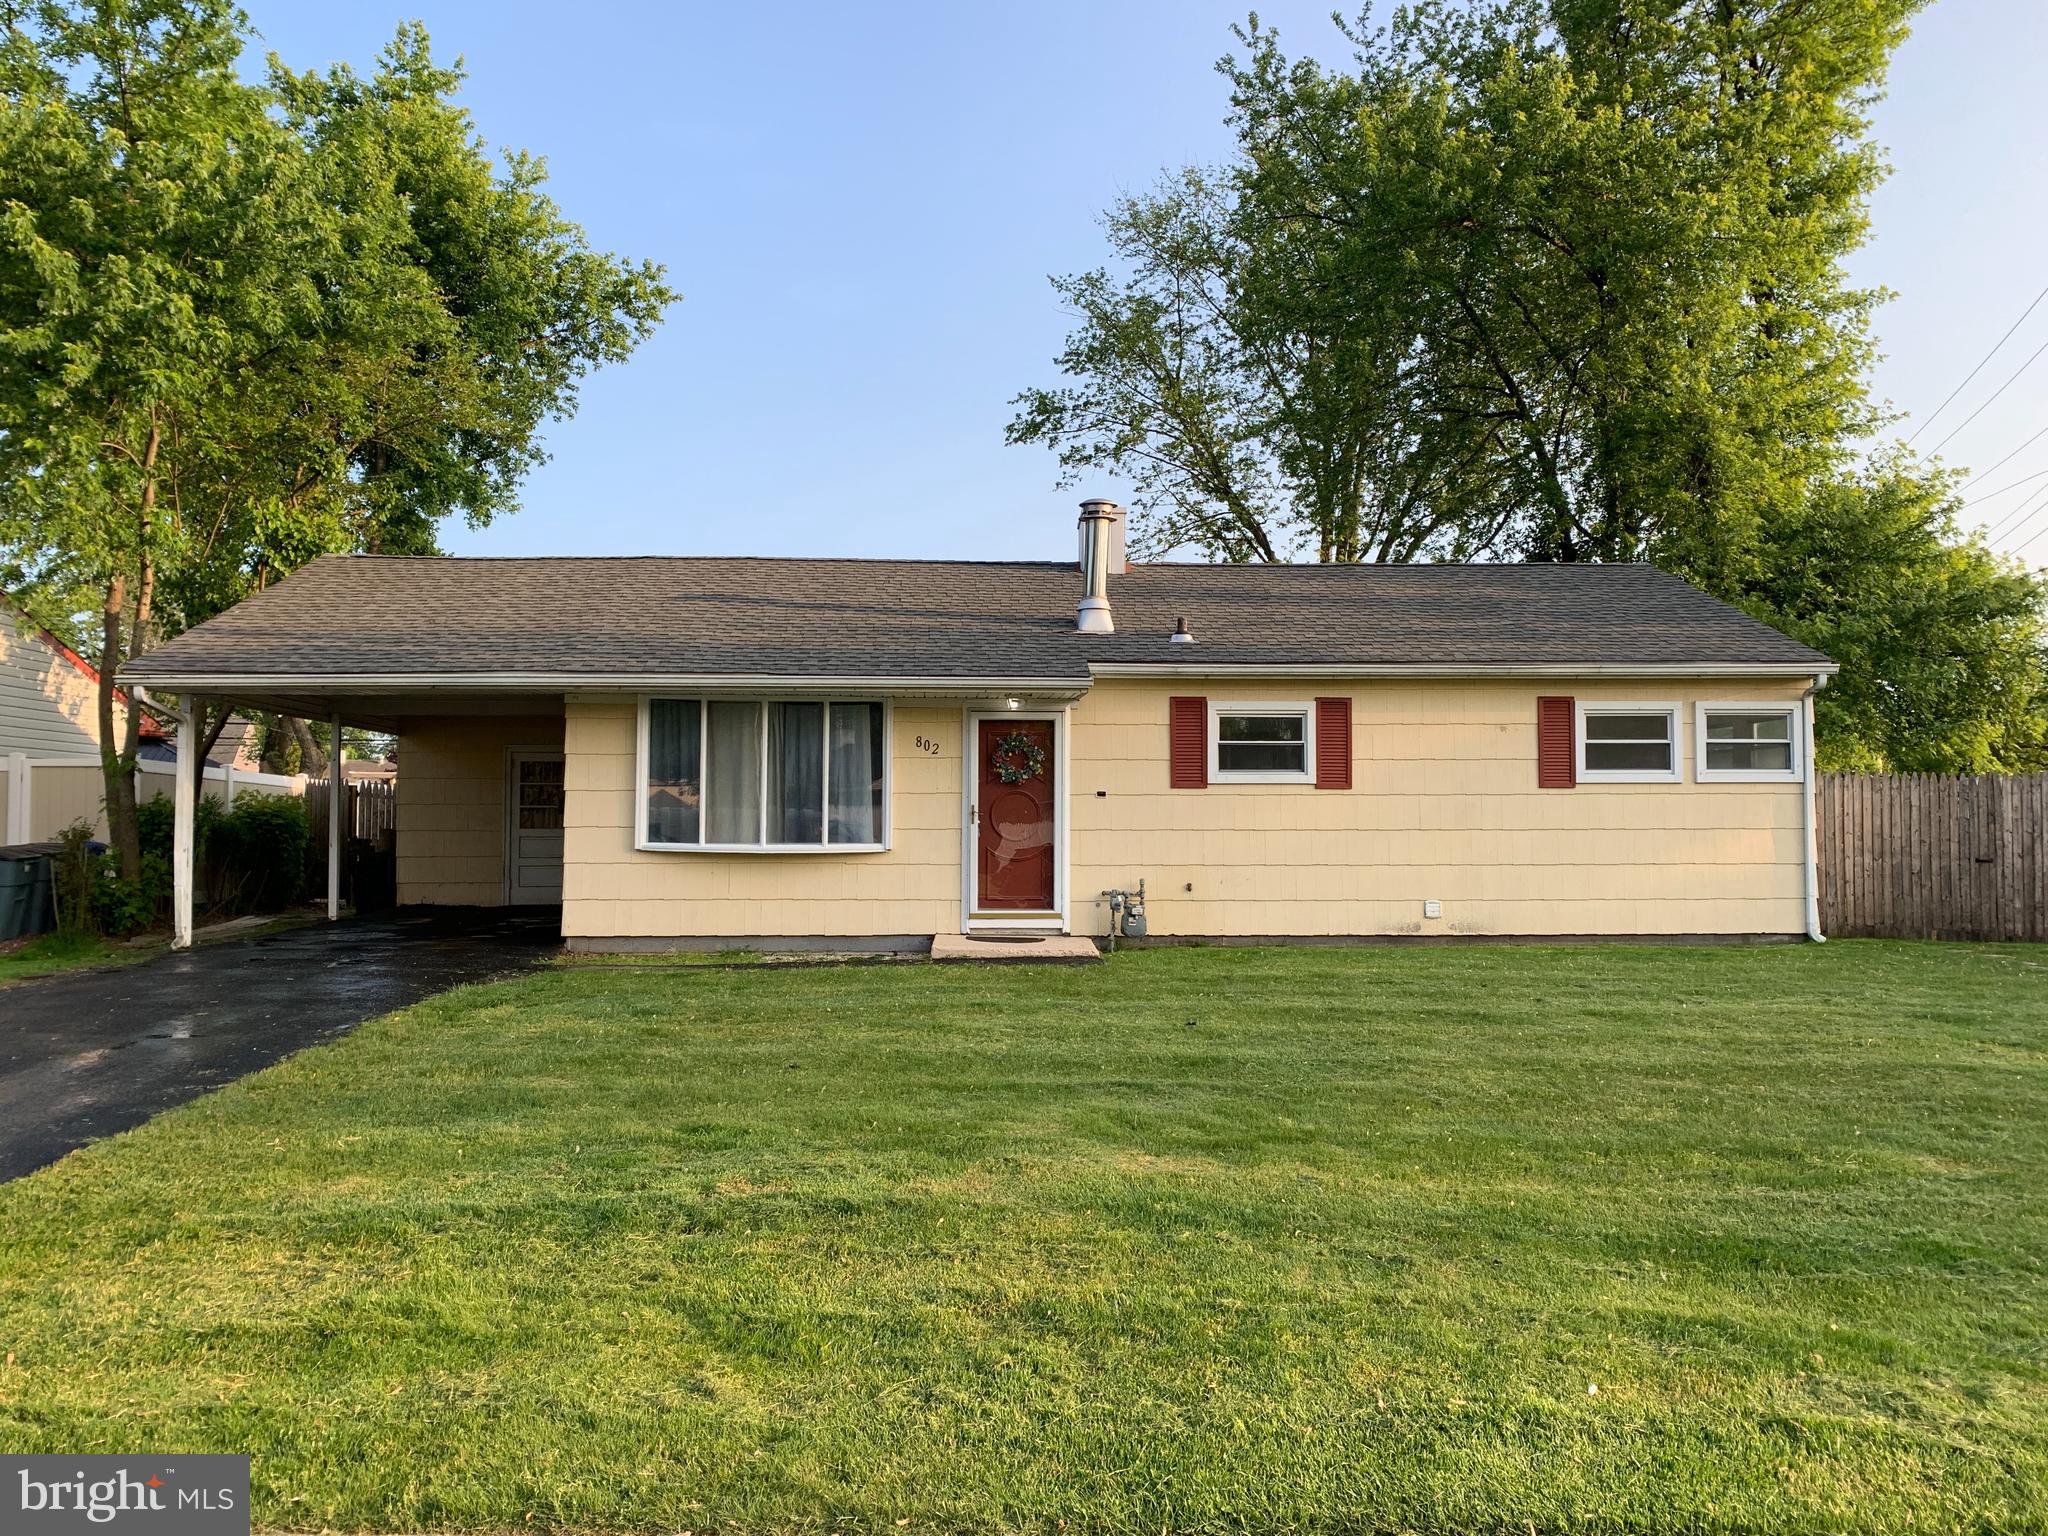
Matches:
[640,697,887,851]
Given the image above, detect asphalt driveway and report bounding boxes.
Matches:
[0,908,557,1181]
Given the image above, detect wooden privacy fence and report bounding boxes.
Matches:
[305,776,396,846]
[1817,773,2048,941]
[305,776,398,910]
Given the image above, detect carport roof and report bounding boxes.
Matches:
[120,553,1833,689]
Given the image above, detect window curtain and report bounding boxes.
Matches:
[706,700,763,843]
[767,702,824,844]
[646,699,701,843]
[828,702,884,844]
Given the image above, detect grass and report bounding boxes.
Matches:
[1,942,2043,1534]
[0,927,157,982]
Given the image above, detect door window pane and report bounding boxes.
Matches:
[705,700,763,844]
[766,701,825,844]
[518,757,564,830]
[829,702,885,844]
[646,699,701,844]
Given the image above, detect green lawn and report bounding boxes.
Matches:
[1,943,2044,1534]
[0,929,157,982]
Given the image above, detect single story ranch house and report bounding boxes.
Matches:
[124,501,1837,951]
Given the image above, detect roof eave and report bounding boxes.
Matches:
[1087,660,1837,679]
[115,666,1094,698]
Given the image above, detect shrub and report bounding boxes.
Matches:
[52,816,166,938]
[92,855,166,936]
[205,794,310,914]
[51,821,101,938]
[138,790,220,864]
[131,789,310,920]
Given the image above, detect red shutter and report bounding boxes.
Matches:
[1314,696,1352,789]
[1169,695,1207,788]
[1537,695,1576,788]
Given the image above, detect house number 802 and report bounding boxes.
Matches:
[914,735,941,755]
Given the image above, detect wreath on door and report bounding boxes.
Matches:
[990,731,1047,785]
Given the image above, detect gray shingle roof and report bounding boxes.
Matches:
[122,554,1831,684]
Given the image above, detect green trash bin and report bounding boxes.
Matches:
[0,847,57,941]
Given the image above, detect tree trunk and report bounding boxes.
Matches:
[98,570,141,876]
[99,413,161,880]
[290,716,328,775]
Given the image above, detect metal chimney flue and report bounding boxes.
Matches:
[1076,498,1122,633]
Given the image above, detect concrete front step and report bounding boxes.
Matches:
[931,932,1100,964]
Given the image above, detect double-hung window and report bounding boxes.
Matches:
[1576,702,1681,783]
[640,698,888,851]
[1209,702,1315,783]
[1696,703,1799,782]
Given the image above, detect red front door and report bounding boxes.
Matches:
[976,718,1056,911]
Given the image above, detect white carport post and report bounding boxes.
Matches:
[327,709,344,921]
[172,696,198,950]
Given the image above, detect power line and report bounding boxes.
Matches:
[1959,421,2048,491]
[1925,333,2048,456]
[1962,464,2048,506]
[1988,480,2048,545]
[1986,477,2048,540]
[2011,513,2048,558]
[1910,278,2048,445]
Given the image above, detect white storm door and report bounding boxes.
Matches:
[507,750,566,905]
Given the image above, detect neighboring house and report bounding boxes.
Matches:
[2,596,148,843]
[124,501,1837,948]
[4,596,298,844]
[0,595,145,759]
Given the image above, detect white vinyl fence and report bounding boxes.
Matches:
[0,752,306,846]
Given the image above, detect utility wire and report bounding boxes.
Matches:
[2012,511,2048,558]
[1988,480,2048,545]
[1911,278,2048,445]
[1959,420,2048,491]
[1962,464,2048,506]
[1925,333,2048,456]
[1987,477,2048,540]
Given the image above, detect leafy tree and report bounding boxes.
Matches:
[1014,0,1914,571]
[1734,458,2048,771]
[1012,2,2048,768]
[0,1,675,874]
[0,0,314,871]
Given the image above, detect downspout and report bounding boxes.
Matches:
[1802,676,1827,943]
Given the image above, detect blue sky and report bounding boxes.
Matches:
[241,1,2048,566]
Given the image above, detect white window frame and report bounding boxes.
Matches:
[1694,701,1801,783]
[634,695,892,854]
[1575,700,1683,784]
[1208,700,1316,784]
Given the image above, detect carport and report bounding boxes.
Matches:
[146,680,568,949]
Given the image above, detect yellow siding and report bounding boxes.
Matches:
[1069,677,1811,938]
[549,676,1811,943]
[560,696,961,938]
[396,714,563,906]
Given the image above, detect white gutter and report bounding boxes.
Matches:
[1089,661,1839,680]
[1802,675,1827,943]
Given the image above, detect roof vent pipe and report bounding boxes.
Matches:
[1076,499,1122,633]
